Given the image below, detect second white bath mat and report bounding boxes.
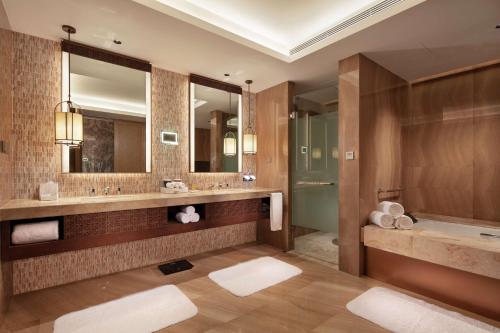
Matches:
[54,285,198,333]
[347,287,500,333]
[208,256,302,297]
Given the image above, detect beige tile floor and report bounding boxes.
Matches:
[293,232,339,266]
[1,243,498,333]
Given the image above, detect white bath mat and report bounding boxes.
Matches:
[208,256,302,297]
[54,285,198,333]
[347,287,500,333]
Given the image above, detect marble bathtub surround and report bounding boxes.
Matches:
[5,31,256,199]
[362,224,500,279]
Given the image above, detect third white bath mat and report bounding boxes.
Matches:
[208,256,302,297]
[347,287,500,333]
[54,285,197,333]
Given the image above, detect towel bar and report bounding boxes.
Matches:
[377,188,403,200]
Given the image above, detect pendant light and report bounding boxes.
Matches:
[243,80,257,155]
[223,91,237,156]
[223,132,237,156]
[54,25,83,147]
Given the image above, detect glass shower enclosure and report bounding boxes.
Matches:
[291,87,339,265]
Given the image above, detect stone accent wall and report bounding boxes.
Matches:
[9,31,256,199]
[13,222,256,294]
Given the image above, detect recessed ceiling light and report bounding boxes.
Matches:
[113,39,122,45]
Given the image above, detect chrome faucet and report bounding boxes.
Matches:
[104,186,110,195]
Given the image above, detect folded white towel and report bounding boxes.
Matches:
[369,211,395,229]
[182,206,195,215]
[270,192,283,231]
[377,201,404,218]
[395,215,413,230]
[175,212,191,224]
[11,221,59,245]
[189,213,200,223]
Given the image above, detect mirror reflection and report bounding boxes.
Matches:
[63,53,151,173]
[190,82,242,172]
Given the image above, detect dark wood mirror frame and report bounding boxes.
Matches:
[61,40,151,72]
[61,40,153,173]
[189,74,243,173]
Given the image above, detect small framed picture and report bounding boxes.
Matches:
[161,131,178,145]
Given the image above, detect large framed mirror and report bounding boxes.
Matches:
[189,75,242,173]
[61,41,152,173]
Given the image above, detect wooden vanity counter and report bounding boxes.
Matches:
[0,188,279,221]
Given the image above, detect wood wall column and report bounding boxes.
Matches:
[256,82,294,250]
[338,54,408,276]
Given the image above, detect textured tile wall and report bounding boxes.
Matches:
[8,31,259,293]
[11,32,257,199]
[0,28,13,206]
[13,221,256,294]
[0,27,13,322]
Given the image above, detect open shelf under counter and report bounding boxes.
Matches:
[1,191,279,261]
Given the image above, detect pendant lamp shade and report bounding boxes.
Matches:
[243,80,257,155]
[223,131,237,156]
[55,102,83,146]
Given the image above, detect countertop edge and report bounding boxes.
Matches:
[0,188,281,221]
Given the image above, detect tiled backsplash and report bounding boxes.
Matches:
[9,32,256,199]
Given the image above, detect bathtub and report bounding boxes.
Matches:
[363,217,500,320]
[413,219,500,242]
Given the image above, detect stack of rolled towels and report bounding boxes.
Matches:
[370,201,414,230]
[175,206,200,224]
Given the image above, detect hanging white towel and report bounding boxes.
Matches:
[11,221,59,245]
[369,211,395,229]
[182,206,195,215]
[270,192,283,231]
[175,212,191,224]
[377,201,404,218]
[395,215,414,230]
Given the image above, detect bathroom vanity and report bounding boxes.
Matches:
[0,188,279,293]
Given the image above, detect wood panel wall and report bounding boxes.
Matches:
[256,82,294,250]
[338,54,408,276]
[403,63,500,224]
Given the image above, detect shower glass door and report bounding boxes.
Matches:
[291,92,339,265]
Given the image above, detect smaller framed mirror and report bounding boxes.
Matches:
[189,75,242,173]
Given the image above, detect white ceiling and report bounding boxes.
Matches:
[134,0,394,58]
[2,0,500,93]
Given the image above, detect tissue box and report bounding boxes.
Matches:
[39,181,59,201]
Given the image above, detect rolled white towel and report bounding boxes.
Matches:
[369,211,395,229]
[182,206,195,214]
[175,212,191,224]
[377,201,404,218]
[11,221,59,245]
[189,213,200,223]
[395,215,413,230]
